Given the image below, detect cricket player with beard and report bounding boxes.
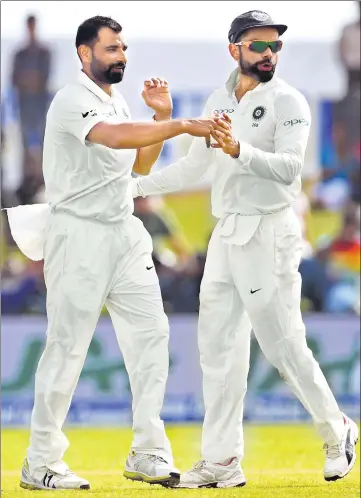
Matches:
[132,10,358,489]
[18,15,225,491]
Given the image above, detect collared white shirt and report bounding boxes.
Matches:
[135,68,311,220]
[43,71,136,223]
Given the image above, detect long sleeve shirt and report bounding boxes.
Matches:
[133,68,311,218]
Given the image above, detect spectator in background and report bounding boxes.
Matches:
[317,4,360,213]
[1,128,9,267]
[299,236,333,312]
[315,121,360,210]
[327,0,361,207]
[1,123,46,315]
[339,0,360,96]
[1,125,19,255]
[11,14,51,204]
[325,206,360,312]
[300,207,360,313]
[134,196,191,264]
[134,196,203,312]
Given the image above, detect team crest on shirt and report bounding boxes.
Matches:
[252,106,266,126]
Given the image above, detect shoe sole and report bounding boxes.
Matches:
[324,452,357,482]
[123,470,180,487]
[20,480,90,491]
[178,479,247,489]
[324,424,359,482]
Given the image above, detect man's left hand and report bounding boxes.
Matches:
[211,113,240,157]
[141,78,172,120]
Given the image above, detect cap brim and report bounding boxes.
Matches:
[230,23,288,42]
[267,24,288,35]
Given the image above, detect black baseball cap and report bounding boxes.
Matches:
[228,10,288,43]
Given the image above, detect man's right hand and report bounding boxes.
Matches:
[86,115,226,150]
[183,117,225,138]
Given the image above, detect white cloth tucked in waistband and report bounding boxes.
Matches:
[4,203,51,261]
[219,213,262,246]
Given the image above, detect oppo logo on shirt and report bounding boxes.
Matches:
[213,109,235,114]
[283,118,309,127]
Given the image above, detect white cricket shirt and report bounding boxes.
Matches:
[135,68,311,222]
[43,71,136,223]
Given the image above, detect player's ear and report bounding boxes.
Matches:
[78,45,92,64]
[228,43,239,62]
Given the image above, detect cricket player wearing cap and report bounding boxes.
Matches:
[132,10,358,488]
[18,15,225,491]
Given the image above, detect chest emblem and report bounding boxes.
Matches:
[252,105,267,127]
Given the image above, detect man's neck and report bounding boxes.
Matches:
[234,72,260,102]
[82,69,112,96]
[27,38,38,48]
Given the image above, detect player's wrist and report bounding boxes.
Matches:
[179,119,191,134]
[153,111,172,121]
[230,142,240,158]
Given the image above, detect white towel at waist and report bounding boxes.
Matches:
[219,213,262,246]
[4,203,51,261]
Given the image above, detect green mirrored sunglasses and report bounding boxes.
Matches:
[234,40,283,53]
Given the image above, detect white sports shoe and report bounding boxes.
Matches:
[324,416,359,482]
[177,458,246,488]
[123,451,180,486]
[20,458,90,490]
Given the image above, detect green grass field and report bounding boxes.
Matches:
[2,425,360,497]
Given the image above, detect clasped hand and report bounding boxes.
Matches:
[210,113,240,158]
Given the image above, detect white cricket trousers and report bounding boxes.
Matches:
[27,211,172,473]
[199,207,345,463]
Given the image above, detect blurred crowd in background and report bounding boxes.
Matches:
[1,8,360,316]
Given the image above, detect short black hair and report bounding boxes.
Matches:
[75,16,122,50]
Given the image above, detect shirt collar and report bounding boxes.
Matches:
[225,68,277,98]
[78,70,114,103]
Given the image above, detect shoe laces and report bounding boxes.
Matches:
[193,460,207,470]
[323,443,342,459]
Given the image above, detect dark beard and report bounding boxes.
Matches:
[239,54,275,83]
[91,60,126,84]
[104,63,126,84]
